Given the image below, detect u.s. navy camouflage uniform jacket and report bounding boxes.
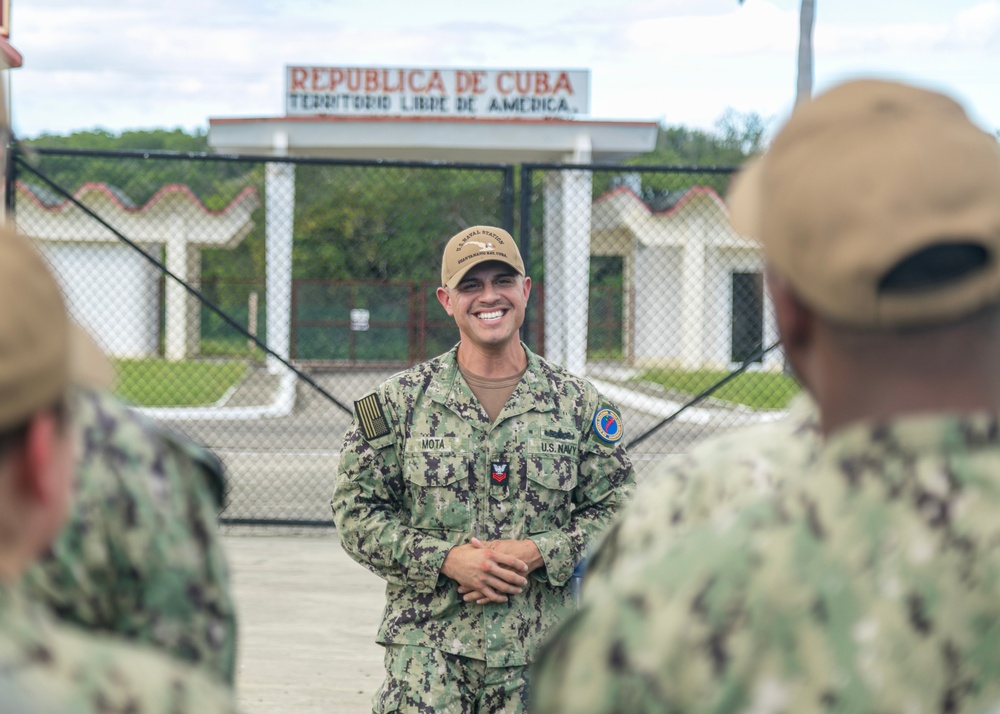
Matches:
[583,393,820,602]
[332,344,635,667]
[21,388,237,685]
[0,582,235,713]
[533,411,1000,713]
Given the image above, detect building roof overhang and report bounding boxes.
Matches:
[207,114,659,163]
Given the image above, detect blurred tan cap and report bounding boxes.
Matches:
[728,78,1000,329]
[441,226,525,288]
[70,323,115,391]
[0,227,70,429]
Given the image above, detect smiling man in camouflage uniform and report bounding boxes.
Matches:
[532,79,1000,713]
[332,225,634,712]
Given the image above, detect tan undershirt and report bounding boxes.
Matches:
[460,365,526,423]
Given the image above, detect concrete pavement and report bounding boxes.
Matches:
[226,531,386,713]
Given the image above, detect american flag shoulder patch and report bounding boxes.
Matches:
[355,393,390,441]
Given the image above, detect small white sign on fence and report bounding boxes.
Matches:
[350,308,370,331]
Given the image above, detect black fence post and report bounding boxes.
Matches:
[501,165,515,237]
[5,140,16,216]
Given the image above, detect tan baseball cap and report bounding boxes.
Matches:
[728,78,1000,329]
[0,226,71,429]
[440,226,525,289]
[70,323,116,391]
[0,226,115,430]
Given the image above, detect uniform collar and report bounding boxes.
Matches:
[425,343,556,428]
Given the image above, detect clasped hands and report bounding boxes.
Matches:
[441,537,543,605]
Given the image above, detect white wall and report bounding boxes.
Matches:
[38,242,160,358]
[631,242,775,369]
[633,243,682,361]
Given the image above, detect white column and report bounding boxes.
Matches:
[680,216,707,369]
[542,172,566,367]
[622,251,634,363]
[541,135,593,376]
[266,131,295,374]
[185,243,202,357]
[164,213,188,361]
[564,146,592,376]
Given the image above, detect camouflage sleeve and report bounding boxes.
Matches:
[529,598,636,713]
[160,433,238,684]
[21,389,238,686]
[581,455,689,597]
[529,394,636,587]
[583,403,820,603]
[47,624,239,714]
[331,397,454,594]
[531,506,765,714]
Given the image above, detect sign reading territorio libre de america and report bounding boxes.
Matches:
[285,66,590,119]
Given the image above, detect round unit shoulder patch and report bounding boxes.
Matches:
[592,406,624,444]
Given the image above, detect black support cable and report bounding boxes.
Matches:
[14,156,355,416]
[625,340,785,450]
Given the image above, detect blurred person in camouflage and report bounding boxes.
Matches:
[7,107,237,686]
[331,225,635,713]
[20,366,239,685]
[532,78,1000,712]
[0,227,235,712]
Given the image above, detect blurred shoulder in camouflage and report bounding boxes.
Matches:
[533,79,1000,711]
[534,414,1000,712]
[21,386,238,684]
[2,583,237,713]
[583,393,819,600]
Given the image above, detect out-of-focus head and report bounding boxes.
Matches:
[440,226,525,289]
[728,78,1000,330]
[0,227,74,570]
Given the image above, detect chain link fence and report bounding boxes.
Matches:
[8,147,798,526]
[519,163,796,475]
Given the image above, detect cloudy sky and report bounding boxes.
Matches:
[8,0,1000,138]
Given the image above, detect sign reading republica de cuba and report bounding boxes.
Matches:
[285,66,590,119]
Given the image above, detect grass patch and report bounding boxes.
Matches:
[200,337,266,362]
[640,368,801,410]
[113,359,249,407]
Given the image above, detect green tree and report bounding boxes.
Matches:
[291,163,507,283]
[16,127,265,282]
[713,108,768,156]
[22,127,209,152]
[627,109,769,169]
[17,128,250,209]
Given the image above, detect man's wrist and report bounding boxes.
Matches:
[440,545,458,580]
[523,538,545,572]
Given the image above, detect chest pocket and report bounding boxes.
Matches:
[520,437,579,533]
[402,439,473,531]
